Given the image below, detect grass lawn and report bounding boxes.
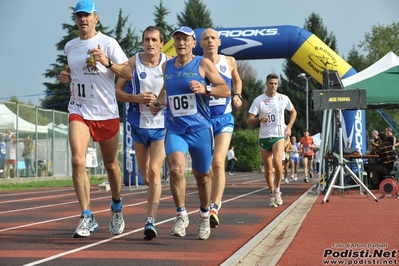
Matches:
[0,176,109,191]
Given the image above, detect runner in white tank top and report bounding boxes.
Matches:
[123,52,166,128]
[115,26,169,241]
[200,28,243,229]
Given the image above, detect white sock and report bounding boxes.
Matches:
[200,210,209,217]
[178,210,187,216]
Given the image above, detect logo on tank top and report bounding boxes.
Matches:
[140,72,147,79]
[219,65,227,73]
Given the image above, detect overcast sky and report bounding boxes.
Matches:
[0,0,397,106]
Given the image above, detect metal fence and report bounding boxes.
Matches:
[0,101,105,178]
[0,101,192,179]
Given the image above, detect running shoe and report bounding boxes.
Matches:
[143,217,157,240]
[109,206,125,235]
[294,174,298,181]
[209,207,219,228]
[269,195,277,207]
[309,171,313,178]
[304,177,309,183]
[171,214,189,237]
[274,192,283,206]
[284,178,290,184]
[73,214,99,238]
[197,215,211,240]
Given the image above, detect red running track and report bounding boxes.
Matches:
[0,172,315,266]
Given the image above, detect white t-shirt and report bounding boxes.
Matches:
[65,32,128,120]
[227,149,235,160]
[248,93,294,138]
[6,141,16,160]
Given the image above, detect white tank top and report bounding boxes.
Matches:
[209,55,232,115]
[127,52,166,128]
[290,142,300,158]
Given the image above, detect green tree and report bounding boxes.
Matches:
[153,0,175,41]
[114,9,141,58]
[280,12,337,137]
[346,46,367,72]
[359,22,399,66]
[349,22,399,134]
[176,0,213,29]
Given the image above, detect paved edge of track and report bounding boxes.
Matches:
[222,186,319,266]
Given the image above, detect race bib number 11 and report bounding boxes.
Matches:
[71,81,97,104]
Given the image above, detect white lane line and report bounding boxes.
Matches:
[0,192,77,205]
[0,190,147,214]
[0,192,174,233]
[23,187,267,266]
[0,188,75,198]
[0,186,128,204]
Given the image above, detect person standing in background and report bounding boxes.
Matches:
[369,130,380,153]
[370,132,397,187]
[288,136,300,180]
[116,26,168,240]
[5,134,17,178]
[282,140,290,184]
[385,127,399,151]
[3,130,11,143]
[199,28,243,228]
[226,146,237,176]
[0,135,6,178]
[21,134,35,177]
[300,129,316,183]
[59,0,132,238]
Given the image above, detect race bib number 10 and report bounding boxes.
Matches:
[169,93,197,117]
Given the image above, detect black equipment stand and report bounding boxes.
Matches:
[322,110,378,203]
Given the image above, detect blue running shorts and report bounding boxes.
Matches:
[212,113,234,136]
[130,125,165,148]
[165,127,214,173]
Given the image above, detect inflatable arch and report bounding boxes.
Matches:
[161,25,357,83]
[123,25,367,185]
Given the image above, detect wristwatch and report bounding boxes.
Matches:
[206,85,212,94]
[106,58,114,68]
[235,93,242,100]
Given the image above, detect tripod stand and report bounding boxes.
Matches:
[322,110,378,203]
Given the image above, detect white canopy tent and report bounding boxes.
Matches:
[0,104,47,133]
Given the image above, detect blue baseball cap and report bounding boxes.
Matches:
[74,0,98,14]
[172,26,196,40]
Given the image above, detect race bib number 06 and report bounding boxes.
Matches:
[169,93,197,117]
